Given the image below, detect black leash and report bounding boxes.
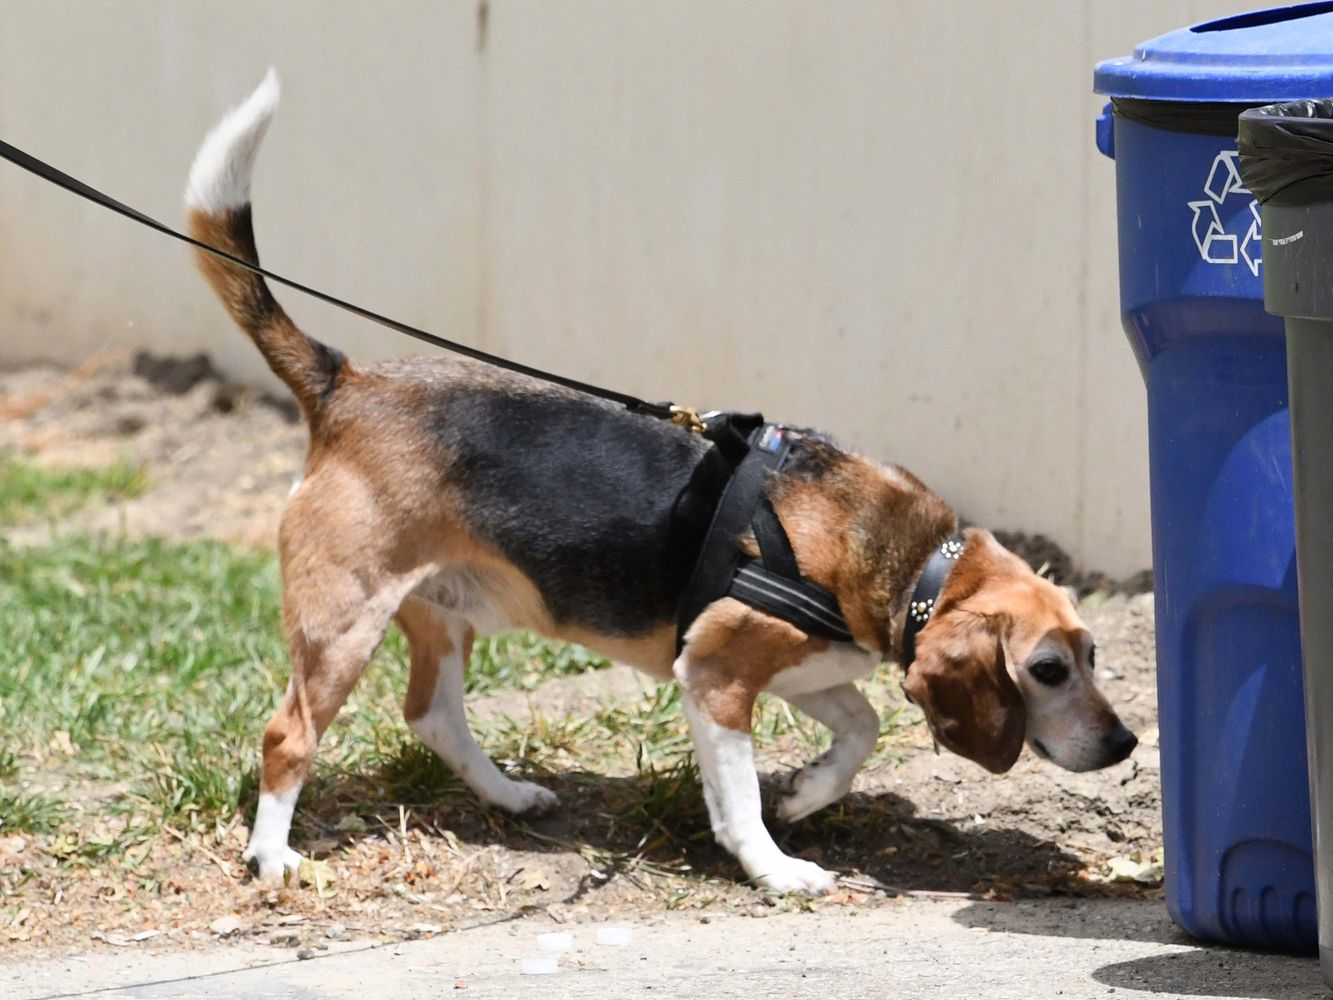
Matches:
[0,137,692,427]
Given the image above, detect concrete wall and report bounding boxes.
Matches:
[0,1,1246,576]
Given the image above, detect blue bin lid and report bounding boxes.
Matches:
[1095,1,1333,102]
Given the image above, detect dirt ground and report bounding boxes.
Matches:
[0,355,1163,957]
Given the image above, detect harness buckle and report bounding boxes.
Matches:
[669,405,706,434]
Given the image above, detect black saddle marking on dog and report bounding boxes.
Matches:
[424,384,720,636]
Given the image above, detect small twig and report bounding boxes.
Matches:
[398,806,412,866]
[837,876,895,894]
[441,851,484,897]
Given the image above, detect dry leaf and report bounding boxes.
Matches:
[297,858,337,898]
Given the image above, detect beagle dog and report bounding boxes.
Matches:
[185,73,1136,895]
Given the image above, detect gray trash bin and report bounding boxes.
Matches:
[1240,101,1333,986]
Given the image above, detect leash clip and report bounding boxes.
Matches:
[669,405,706,434]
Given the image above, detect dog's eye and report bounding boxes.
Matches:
[1028,658,1069,686]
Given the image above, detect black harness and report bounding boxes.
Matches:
[675,410,966,660]
[676,412,853,651]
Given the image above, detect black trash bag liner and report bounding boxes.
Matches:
[1112,97,1264,137]
[1239,99,1333,206]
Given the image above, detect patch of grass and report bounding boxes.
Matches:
[623,752,711,848]
[597,682,688,750]
[367,629,608,700]
[135,731,261,824]
[469,633,608,694]
[0,534,610,837]
[0,789,70,834]
[0,536,287,774]
[0,454,147,525]
[346,738,468,809]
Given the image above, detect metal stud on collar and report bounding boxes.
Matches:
[940,538,964,559]
[909,597,935,625]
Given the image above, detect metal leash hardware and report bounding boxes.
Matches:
[668,405,707,434]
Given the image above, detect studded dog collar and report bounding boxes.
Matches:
[900,535,967,666]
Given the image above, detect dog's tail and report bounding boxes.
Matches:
[185,69,347,421]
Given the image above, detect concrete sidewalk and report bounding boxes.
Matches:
[3,898,1326,1000]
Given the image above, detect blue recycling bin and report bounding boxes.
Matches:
[1094,4,1333,953]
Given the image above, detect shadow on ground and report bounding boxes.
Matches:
[282,750,1140,900]
[953,897,1190,944]
[952,899,1325,1000]
[1091,948,1325,999]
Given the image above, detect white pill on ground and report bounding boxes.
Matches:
[595,926,633,946]
[520,956,559,975]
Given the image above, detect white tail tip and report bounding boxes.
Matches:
[185,68,281,214]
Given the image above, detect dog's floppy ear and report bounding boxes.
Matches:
[902,612,1026,774]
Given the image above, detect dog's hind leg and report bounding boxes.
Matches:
[245,609,395,880]
[244,510,431,882]
[771,684,880,822]
[396,597,559,814]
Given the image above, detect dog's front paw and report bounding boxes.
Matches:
[751,856,837,896]
[776,760,854,823]
[243,843,304,883]
[487,780,559,816]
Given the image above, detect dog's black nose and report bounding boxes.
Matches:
[1104,724,1138,763]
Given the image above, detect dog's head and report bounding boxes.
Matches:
[901,529,1135,774]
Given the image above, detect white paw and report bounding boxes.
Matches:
[243,842,304,883]
[751,856,838,895]
[776,760,853,823]
[486,780,559,816]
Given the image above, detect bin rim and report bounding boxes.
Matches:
[1095,2,1333,102]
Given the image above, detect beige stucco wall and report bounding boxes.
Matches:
[0,1,1247,576]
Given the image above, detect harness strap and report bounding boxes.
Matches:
[730,560,854,643]
[750,497,801,580]
[676,417,853,651]
[900,536,967,666]
[676,418,772,648]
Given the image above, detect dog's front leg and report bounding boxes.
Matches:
[674,651,836,895]
[772,683,880,822]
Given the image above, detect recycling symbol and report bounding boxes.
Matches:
[1188,150,1262,276]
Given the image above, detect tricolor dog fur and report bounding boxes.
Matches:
[186,72,1137,895]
